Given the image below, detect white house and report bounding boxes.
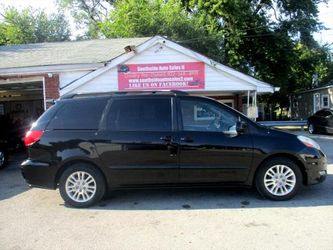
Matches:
[0,35,277,124]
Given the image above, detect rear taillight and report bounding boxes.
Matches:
[24,130,44,147]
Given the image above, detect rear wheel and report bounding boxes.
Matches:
[0,150,8,170]
[255,158,302,201]
[59,163,106,208]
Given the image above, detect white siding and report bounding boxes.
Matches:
[74,44,255,94]
[204,65,254,91]
[59,70,92,89]
[74,67,118,93]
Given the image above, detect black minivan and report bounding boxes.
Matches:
[21,91,327,207]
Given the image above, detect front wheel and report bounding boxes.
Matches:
[255,158,302,201]
[59,163,106,208]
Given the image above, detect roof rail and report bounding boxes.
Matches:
[60,90,189,99]
[169,90,189,95]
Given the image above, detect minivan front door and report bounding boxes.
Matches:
[96,96,179,186]
[178,97,253,184]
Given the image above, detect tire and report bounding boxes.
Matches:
[59,163,106,208]
[0,149,8,170]
[308,123,316,134]
[255,158,302,201]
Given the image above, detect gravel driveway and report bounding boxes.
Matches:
[0,131,332,250]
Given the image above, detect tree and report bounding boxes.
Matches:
[59,0,333,112]
[182,0,333,111]
[0,7,71,45]
[59,0,226,61]
[56,0,114,39]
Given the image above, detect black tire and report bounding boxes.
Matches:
[255,157,302,201]
[308,123,316,134]
[0,149,8,170]
[59,163,106,208]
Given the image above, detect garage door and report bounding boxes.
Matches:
[0,79,44,148]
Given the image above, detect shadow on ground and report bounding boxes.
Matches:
[82,171,333,211]
[0,152,29,201]
[2,152,332,211]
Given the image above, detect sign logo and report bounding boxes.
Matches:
[118,62,205,91]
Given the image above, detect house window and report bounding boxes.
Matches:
[322,94,329,108]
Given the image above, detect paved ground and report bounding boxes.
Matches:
[0,131,332,250]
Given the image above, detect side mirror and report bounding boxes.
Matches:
[236,121,248,134]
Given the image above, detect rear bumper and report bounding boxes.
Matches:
[21,159,57,189]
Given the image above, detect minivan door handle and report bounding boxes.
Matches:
[180,136,193,143]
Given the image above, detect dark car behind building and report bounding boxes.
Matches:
[308,109,333,134]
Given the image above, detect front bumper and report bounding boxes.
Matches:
[21,159,57,189]
[300,149,328,185]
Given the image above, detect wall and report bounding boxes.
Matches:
[72,44,254,94]
[59,70,92,89]
[44,74,60,102]
[292,87,333,119]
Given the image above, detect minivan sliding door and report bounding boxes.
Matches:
[96,96,179,186]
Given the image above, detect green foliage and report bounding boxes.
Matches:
[183,0,333,108]
[100,0,190,38]
[0,7,71,45]
[99,0,196,38]
[56,0,333,109]
[56,0,114,39]
[98,0,225,61]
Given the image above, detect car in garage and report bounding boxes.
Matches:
[0,140,8,170]
[0,115,10,170]
[21,91,327,208]
[308,109,333,134]
[0,114,30,170]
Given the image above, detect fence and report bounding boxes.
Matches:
[258,120,307,130]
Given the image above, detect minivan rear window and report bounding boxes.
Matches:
[47,98,108,130]
[31,104,59,131]
[107,98,172,131]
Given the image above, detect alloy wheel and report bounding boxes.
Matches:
[65,171,97,203]
[263,165,296,196]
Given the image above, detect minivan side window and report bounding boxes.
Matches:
[180,99,238,133]
[48,98,108,130]
[107,98,172,131]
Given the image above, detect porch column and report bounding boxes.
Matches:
[254,90,257,121]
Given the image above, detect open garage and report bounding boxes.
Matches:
[0,78,44,119]
[0,77,44,149]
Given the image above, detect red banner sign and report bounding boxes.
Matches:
[118,62,205,91]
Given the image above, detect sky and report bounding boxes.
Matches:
[0,0,332,46]
[314,0,333,45]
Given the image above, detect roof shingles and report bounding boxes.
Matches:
[0,37,151,69]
